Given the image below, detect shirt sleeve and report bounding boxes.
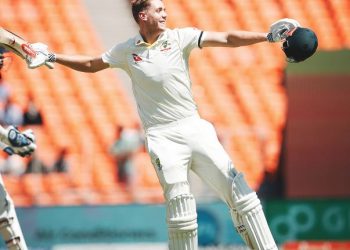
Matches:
[175,27,204,55]
[101,42,128,70]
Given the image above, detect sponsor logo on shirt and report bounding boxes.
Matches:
[132,53,143,63]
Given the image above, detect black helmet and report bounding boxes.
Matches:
[282,27,318,63]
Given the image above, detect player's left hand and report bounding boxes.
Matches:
[267,18,301,42]
[0,126,36,157]
[26,42,55,69]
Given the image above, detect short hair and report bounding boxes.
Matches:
[131,0,152,23]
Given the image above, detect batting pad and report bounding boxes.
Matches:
[231,173,277,250]
[167,194,198,250]
[0,182,28,250]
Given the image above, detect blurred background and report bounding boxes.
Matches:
[0,0,349,249]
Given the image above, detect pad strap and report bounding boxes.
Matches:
[0,217,26,250]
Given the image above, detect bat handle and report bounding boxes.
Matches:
[45,61,54,69]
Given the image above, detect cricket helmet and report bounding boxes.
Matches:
[282,27,318,63]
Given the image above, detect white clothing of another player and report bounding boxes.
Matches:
[28,0,300,249]
[0,53,37,250]
[0,127,35,250]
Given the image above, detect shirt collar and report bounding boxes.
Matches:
[134,30,168,47]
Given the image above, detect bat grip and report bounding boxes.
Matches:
[45,61,54,69]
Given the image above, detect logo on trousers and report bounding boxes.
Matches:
[155,158,162,171]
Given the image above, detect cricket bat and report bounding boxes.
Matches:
[0,27,53,69]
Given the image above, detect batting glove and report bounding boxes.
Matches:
[26,42,55,69]
[0,126,36,157]
[267,18,300,42]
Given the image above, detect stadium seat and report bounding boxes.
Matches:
[1,0,348,206]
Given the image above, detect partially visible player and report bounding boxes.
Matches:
[25,1,316,249]
[0,51,37,250]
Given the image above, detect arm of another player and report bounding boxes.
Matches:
[0,125,36,157]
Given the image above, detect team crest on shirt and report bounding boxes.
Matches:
[160,40,172,52]
[132,53,143,63]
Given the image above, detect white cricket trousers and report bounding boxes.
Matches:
[145,114,278,250]
[145,114,234,203]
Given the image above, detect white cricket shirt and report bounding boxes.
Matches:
[102,28,204,129]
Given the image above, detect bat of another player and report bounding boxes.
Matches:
[0,27,53,69]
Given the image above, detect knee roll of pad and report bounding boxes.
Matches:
[167,194,198,250]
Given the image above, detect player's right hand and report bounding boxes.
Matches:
[267,18,301,42]
[0,126,36,157]
[26,42,55,69]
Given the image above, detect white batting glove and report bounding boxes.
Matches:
[26,42,55,69]
[0,126,36,157]
[267,18,301,42]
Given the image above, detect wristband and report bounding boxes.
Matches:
[266,32,274,43]
[48,53,56,63]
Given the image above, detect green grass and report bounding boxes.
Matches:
[286,50,350,75]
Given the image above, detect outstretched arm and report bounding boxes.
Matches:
[201,31,268,48]
[201,18,301,48]
[26,43,110,73]
[54,54,109,73]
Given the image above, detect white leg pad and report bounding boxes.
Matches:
[230,173,277,250]
[0,181,28,250]
[0,217,26,250]
[167,194,198,250]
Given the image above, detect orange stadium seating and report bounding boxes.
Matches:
[0,0,349,206]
